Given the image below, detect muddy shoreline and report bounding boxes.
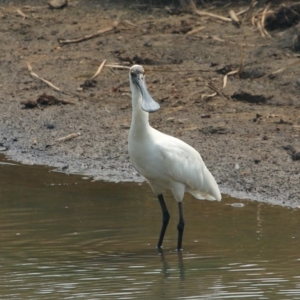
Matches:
[1,1,299,207]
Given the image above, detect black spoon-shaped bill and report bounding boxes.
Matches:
[132,75,160,113]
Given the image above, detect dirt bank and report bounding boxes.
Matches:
[0,0,299,206]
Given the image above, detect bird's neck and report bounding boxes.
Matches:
[130,105,151,137]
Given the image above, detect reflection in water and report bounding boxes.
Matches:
[257,202,262,234]
[0,157,300,299]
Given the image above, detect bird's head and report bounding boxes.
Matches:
[129,65,160,113]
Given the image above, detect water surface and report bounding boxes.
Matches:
[0,158,299,299]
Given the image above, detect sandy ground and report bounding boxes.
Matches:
[0,0,300,207]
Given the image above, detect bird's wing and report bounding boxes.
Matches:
[156,134,221,201]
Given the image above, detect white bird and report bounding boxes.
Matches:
[128,65,221,251]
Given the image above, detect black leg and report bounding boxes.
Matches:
[157,194,170,249]
[177,202,185,251]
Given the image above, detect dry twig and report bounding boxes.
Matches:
[256,19,265,37]
[223,45,244,88]
[56,132,81,143]
[238,44,244,75]
[104,64,130,70]
[223,70,238,88]
[261,3,271,38]
[206,82,229,99]
[78,59,107,91]
[236,7,251,16]
[187,90,205,101]
[262,60,300,78]
[251,4,273,38]
[58,21,119,44]
[243,0,258,22]
[90,59,106,80]
[194,10,231,22]
[22,5,48,11]
[123,20,136,27]
[201,92,217,100]
[211,35,225,42]
[27,63,61,92]
[191,0,231,22]
[16,9,27,19]
[186,26,206,35]
[229,10,241,26]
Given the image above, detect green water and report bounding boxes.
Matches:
[0,158,299,299]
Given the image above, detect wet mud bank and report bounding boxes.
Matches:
[0,0,299,207]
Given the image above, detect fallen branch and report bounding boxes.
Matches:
[58,21,119,44]
[56,132,81,143]
[27,63,61,92]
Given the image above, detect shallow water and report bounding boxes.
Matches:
[0,158,299,299]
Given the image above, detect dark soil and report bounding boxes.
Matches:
[1,0,300,207]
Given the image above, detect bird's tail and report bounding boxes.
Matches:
[190,168,221,201]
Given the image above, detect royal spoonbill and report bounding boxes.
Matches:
[128,64,221,251]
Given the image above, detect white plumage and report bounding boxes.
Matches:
[128,65,221,250]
